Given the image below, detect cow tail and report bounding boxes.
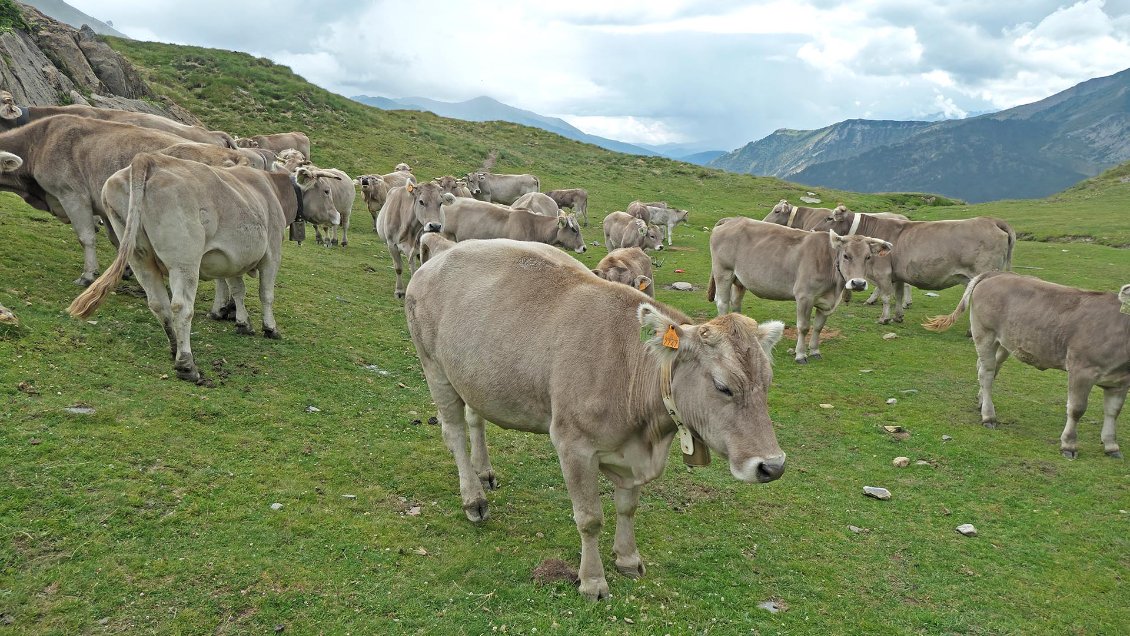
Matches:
[997,219,1016,271]
[68,154,151,319]
[922,273,987,332]
[707,275,716,302]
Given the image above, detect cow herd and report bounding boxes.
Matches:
[1,96,1128,603]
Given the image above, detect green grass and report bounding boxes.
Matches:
[1,39,1128,635]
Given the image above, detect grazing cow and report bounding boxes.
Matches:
[603,211,663,252]
[463,172,539,205]
[547,188,589,227]
[708,218,893,362]
[418,229,457,264]
[0,91,236,148]
[923,273,1130,459]
[235,132,311,158]
[0,115,236,286]
[157,142,254,168]
[510,191,561,217]
[593,247,654,297]
[438,198,585,253]
[66,153,337,383]
[294,165,353,247]
[431,175,471,198]
[811,207,1015,323]
[395,162,411,172]
[405,238,787,600]
[376,182,449,298]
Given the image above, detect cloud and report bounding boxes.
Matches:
[558,115,688,145]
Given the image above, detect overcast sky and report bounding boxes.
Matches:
[69,0,1130,151]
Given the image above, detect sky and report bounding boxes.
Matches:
[69,0,1130,151]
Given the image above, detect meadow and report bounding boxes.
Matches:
[0,40,1127,635]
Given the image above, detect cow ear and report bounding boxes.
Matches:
[873,240,893,257]
[634,275,652,292]
[828,229,843,248]
[557,215,567,228]
[638,303,683,360]
[637,221,646,235]
[755,320,785,356]
[294,167,314,186]
[433,177,442,183]
[406,182,415,193]
[591,269,606,279]
[441,193,456,205]
[0,152,24,172]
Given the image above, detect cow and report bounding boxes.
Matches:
[547,188,589,227]
[762,199,838,229]
[418,229,457,264]
[510,191,561,217]
[235,132,311,158]
[0,115,245,286]
[463,171,539,205]
[431,175,471,198]
[438,198,585,253]
[592,247,654,297]
[375,182,449,298]
[66,152,339,383]
[358,170,420,227]
[157,142,254,168]
[646,202,690,246]
[395,162,411,172]
[708,218,893,362]
[810,207,1015,323]
[0,91,236,148]
[923,272,1130,459]
[272,149,308,173]
[404,238,787,600]
[237,147,277,171]
[294,165,353,247]
[603,211,663,252]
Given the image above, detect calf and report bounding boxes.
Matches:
[438,198,585,253]
[405,238,786,600]
[603,211,663,251]
[547,188,589,226]
[593,247,654,297]
[924,272,1130,459]
[627,201,688,245]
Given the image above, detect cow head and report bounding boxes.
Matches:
[432,175,465,197]
[637,221,664,251]
[761,199,794,225]
[407,181,447,227]
[465,172,490,200]
[0,91,22,121]
[638,303,786,482]
[554,214,585,253]
[234,137,259,148]
[829,231,893,292]
[294,166,341,227]
[395,162,411,172]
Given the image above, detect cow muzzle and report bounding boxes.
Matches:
[848,278,868,291]
[575,244,587,253]
[732,454,786,483]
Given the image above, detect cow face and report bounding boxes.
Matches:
[810,204,853,234]
[407,181,446,227]
[640,222,663,251]
[464,172,490,200]
[433,175,464,196]
[762,200,793,225]
[639,303,786,482]
[555,214,586,253]
[830,231,893,292]
[295,168,341,227]
[234,137,259,148]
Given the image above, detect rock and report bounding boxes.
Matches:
[915,460,932,466]
[274,625,285,633]
[942,435,953,441]
[64,405,95,415]
[900,389,919,394]
[28,438,41,446]
[848,525,868,534]
[892,456,910,468]
[819,403,834,409]
[956,523,977,537]
[925,292,940,297]
[670,281,694,291]
[886,398,898,405]
[270,502,283,511]
[410,419,422,425]
[799,196,821,204]
[427,416,439,425]
[342,494,356,499]
[882,425,905,433]
[304,405,321,413]
[0,302,18,326]
[863,486,891,500]
[757,599,788,613]
[882,332,898,340]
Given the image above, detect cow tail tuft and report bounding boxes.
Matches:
[922,273,987,332]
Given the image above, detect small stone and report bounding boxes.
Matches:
[406,506,422,516]
[886,398,897,405]
[863,486,891,500]
[159,374,169,380]
[624,618,634,624]
[86,320,97,325]
[671,281,694,291]
[304,405,321,413]
[427,416,439,425]
[956,523,977,537]
[408,410,418,416]
[859,369,873,373]
[892,456,910,468]
[915,460,932,466]
[900,389,919,394]
[0,613,13,625]
[64,405,95,415]
[97,618,109,626]
[819,403,834,409]
[342,494,356,499]
[410,419,422,426]
[882,332,898,340]
[924,292,939,297]
[882,425,905,433]
[397,382,408,389]
[848,525,867,534]
[28,438,41,446]
[17,381,38,395]
[942,435,953,441]
[757,599,787,613]
[274,624,286,633]
[270,502,283,511]
[413,546,428,556]
[536,532,545,539]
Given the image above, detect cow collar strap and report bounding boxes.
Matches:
[659,359,711,466]
[290,180,306,222]
[786,205,798,228]
[847,212,862,236]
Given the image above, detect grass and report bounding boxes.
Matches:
[1,38,1128,635]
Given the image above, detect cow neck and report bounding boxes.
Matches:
[658,358,710,466]
[290,180,306,222]
[847,212,862,236]
[785,206,798,228]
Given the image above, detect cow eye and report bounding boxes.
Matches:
[865,254,871,260]
[713,379,732,396]
[843,255,852,261]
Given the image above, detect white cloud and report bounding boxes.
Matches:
[559,115,688,145]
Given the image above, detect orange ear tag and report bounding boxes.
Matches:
[638,280,649,291]
[662,325,680,349]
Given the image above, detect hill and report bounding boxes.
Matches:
[711,68,1130,203]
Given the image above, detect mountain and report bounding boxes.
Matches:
[678,150,726,165]
[711,68,1130,202]
[19,0,127,38]
[352,94,662,158]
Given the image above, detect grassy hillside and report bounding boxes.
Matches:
[0,39,1127,634]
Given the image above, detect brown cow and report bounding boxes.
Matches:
[157,142,254,168]
[762,199,837,229]
[592,247,654,297]
[405,238,786,600]
[547,188,589,226]
[626,201,689,245]
[431,175,471,198]
[924,272,1130,459]
[708,218,893,362]
[236,132,311,158]
[603,211,663,252]
[294,165,353,247]
[375,182,449,298]
[463,172,539,205]
[438,197,586,253]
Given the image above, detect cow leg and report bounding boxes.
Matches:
[666,221,674,246]
[208,279,232,320]
[712,271,734,316]
[974,337,1006,427]
[340,217,349,247]
[877,292,893,324]
[431,380,489,522]
[554,445,608,601]
[387,239,407,299]
[892,282,908,323]
[808,306,832,361]
[167,266,202,383]
[903,287,913,308]
[55,195,101,286]
[466,406,497,490]
[258,256,282,339]
[864,289,880,305]
[1061,372,1096,459]
[794,301,812,363]
[610,484,644,578]
[1101,387,1126,458]
[132,259,176,359]
[227,276,255,336]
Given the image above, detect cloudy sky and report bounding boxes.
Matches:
[69,0,1130,151]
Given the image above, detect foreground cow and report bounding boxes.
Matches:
[593,247,654,297]
[438,198,585,253]
[811,207,1015,322]
[464,172,539,205]
[708,218,893,362]
[924,273,1130,459]
[603,211,663,251]
[405,239,787,600]
[236,132,311,158]
[547,188,589,226]
[376,182,449,298]
[67,153,336,383]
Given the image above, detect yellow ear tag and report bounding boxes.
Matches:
[662,325,679,349]
[638,280,649,291]
[1121,301,1130,315]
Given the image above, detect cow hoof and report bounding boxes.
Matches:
[176,367,200,383]
[395,290,405,300]
[341,240,348,247]
[123,266,134,281]
[878,318,891,325]
[463,498,489,523]
[795,357,808,364]
[1061,449,1078,460]
[982,420,997,429]
[579,578,610,601]
[235,322,255,336]
[615,557,645,579]
[864,299,877,306]
[331,239,339,246]
[894,315,905,323]
[207,311,223,321]
[263,328,282,340]
[74,275,95,287]
[480,472,499,490]
[809,352,822,361]
[1106,450,1123,459]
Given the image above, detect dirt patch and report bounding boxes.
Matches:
[782,327,842,341]
[532,558,578,586]
[662,246,697,252]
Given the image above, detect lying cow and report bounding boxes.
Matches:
[405,238,787,600]
[510,191,560,217]
[547,188,589,226]
[376,182,448,298]
[708,218,893,362]
[812,207,1015,322]
[593,247,654,297]
[438,198,585,253]
[236,132,311,158]
[67,152,336,383]
[627,201,689,246]
[464,171,539,205]
[923,272,1130,459]
[603,211,663,251]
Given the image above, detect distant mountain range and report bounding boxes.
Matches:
[351,94,724,164]
[20,0,128,38]
[710,68,1130,203]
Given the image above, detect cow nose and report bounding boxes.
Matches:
[655,245,664,251]
[849,278,867,291]
[755,455,786,482]
[576,244,587,253]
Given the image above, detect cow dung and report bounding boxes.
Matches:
[531,558,579,586]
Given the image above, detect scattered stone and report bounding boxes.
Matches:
[900,389,919,395]
[886,398,898,405]
[1,614,14,625]
[412,546,428,556]
[757,599,788,613]
[304,405,321,413]
[819,403,834,409]
[942,435,953,441]
[64,405,95,415]
[427,416,439,425]
[915,460,933,466]
[397,382,409,389]
[406,506,422,516]
[159,374,169,380]
[882,425,905,433]
[342,494,356,500]
[0,302,18,326]
[591,241,600,246]
[363,365,390,376]
[859,369,873,373]
[86,320,97,325]
[799,196,821,204]
[270,502,283,511]
[670,282,694,291]
[97,618,110,626]
[848,525,868,534]
[17,381,38,395]
[532,558,579,586]
[882,332,898,340]
[956,523,977,537]
[892,456,910,468]
[274,624,286,633]
[924,292,940,297]
[863,486,891,500]
[536,532,545,539]
[410,419,422,426]
[28,438,41,446]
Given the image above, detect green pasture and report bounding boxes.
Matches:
[0,39,1127,635]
